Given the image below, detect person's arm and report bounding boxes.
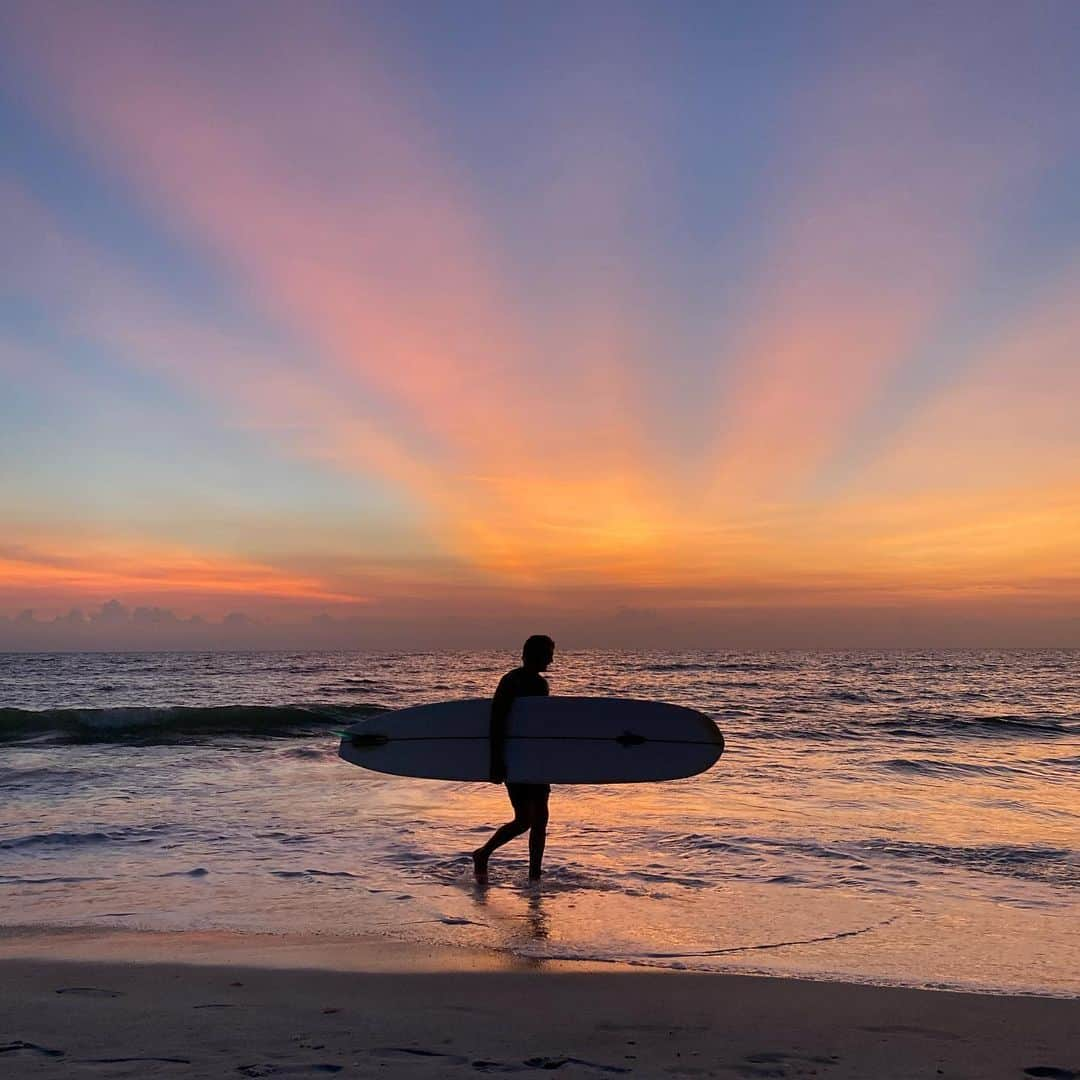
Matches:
[489,675,514,783]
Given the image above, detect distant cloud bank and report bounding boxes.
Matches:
[2,601,333,651]
[2,599,1076,652]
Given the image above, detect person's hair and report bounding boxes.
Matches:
[522,634,555,665]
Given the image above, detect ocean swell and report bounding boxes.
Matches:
[0,703,385,744]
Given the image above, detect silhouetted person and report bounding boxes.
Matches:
[472,635,555,883]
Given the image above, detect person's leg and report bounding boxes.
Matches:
[473,786,530,881]
[527,787,549,881]
[474,815,529,860]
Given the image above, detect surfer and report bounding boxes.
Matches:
[472,634,555,883]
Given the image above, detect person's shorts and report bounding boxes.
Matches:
[506,782,550,811]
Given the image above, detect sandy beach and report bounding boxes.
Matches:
[2,930,1077,1079]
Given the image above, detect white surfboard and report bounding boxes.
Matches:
[338,696,723,784]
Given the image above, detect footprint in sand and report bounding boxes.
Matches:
[55,986,124,998]
[237,1066,343,1077]
[745,1052,839,1066]
[729,1050,840,1078]
[0,1041,64,1059]
[73,1057,191,1066]
[469,1057,629,1074]
[523,1056,631,1073]
[371,1047,470,1066]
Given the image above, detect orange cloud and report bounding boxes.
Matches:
[0,540,359,612]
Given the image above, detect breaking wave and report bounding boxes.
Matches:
[0,703,386,744]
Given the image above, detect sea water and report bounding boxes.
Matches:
[1,650,1077,995]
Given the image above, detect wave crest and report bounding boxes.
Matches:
[0,703,386,744]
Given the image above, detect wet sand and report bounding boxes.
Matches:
[1,930,1077,1079]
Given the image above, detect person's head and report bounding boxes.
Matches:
[522,634,555,672]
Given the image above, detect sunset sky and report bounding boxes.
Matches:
[2,1,1078,649]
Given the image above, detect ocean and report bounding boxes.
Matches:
[1,649,1077,996]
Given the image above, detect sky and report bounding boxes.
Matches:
[1,1,1078,650]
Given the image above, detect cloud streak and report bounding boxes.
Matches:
[0,540,358,611]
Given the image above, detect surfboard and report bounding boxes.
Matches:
[338,696,723,784]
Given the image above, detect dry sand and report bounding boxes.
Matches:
[1,929,1077,1079]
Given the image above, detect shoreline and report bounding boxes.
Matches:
[0,925,538,975]
[2,932,1078,1079]
[5,923,1080,999]
[2,924,1078,1000]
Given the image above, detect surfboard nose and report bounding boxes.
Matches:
[345,731,389,747]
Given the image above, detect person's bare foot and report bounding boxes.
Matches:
[472,849,489,883]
